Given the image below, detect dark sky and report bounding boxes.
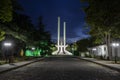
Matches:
[18,0,89,43]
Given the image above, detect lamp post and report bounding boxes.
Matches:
[112,42,119,63]
[3,42,13,63]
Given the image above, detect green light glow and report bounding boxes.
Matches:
[25,49,33,56]
[25,48,42,57]
[33,48,41,56]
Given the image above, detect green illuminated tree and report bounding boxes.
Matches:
[34,16,51,56]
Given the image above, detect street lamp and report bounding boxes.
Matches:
[3,42,13,63]
[4,42,12,47]
[31,47,35,50]
[92,48,96,51]
[112,42,119,63]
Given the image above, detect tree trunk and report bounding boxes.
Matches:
[106,33,112,60]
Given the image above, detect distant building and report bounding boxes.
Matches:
[88,42,120,60]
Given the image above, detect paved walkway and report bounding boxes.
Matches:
[1,56,120,80]
[81,58,120,72]
[0,57,120,74]
[0,58,43,73]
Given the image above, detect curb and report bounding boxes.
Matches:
[80,58,120,72]
[0,58,44,74]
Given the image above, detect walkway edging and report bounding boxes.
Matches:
[80,58,120,72]
[0,58,44,74]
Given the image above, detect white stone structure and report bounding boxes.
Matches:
[89,43,120,59]
[90,45,108,58]
[52,17,72,55]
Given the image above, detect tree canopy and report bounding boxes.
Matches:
[81,0,120,59]
[0,0,52,56]
[0,0,13,22]
[81,0,120,44]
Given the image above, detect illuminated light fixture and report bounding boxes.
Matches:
[112,42,119,63]
[31,47,35,50]
[112,43,119,47]
[4,42,12,47]
[92,48,96,51]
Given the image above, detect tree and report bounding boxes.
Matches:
[33,16,51,56]
[11,0,23,11]
[76,37,95,52]
[0,0,13,22]
[0,29,5,41]
[0,0,13,41]
[11,13,34,39]
[37,16,45,32]
[0,0,24,41]
[0,0,36,58]
[81,0,120,60]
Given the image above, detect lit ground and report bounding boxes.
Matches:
[0,56,120,80]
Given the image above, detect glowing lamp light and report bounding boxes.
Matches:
[92,48,96,51]
[31,47,35,50]
[112,42,119,63]
[4,42,12,47]
[112,43,119,47]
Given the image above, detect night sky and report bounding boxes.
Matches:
[18,0,89,43]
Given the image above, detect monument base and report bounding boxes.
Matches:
[52,45,72,55]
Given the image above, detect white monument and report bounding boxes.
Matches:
[52,17,72,55]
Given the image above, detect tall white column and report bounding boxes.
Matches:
[58,17,60,46]
[64,22,66,46]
